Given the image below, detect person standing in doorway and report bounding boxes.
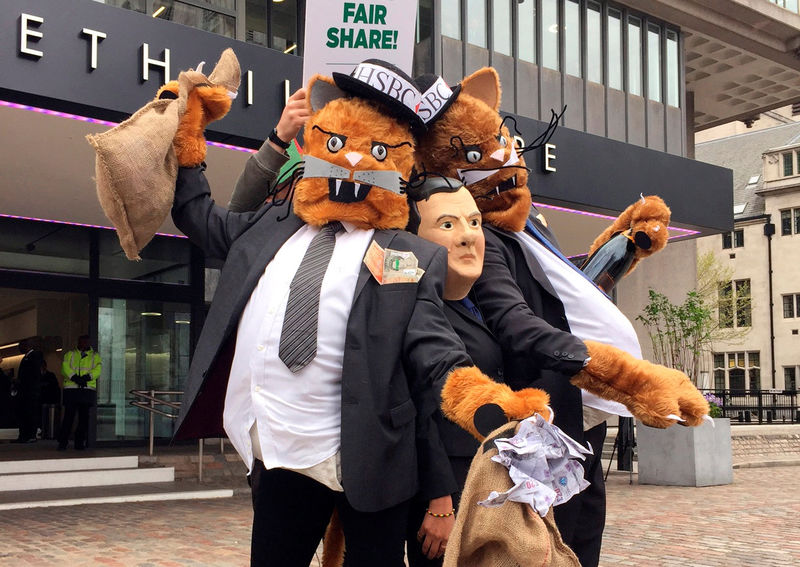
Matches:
[58,335,102,450]
[14,338,44,443]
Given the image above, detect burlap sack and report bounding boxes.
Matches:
[443,425,581,567]
[86,49,239,260]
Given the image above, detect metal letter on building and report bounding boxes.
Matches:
[544,143,557,173]
[246,70,254,106]
[81,28,107,70]
[19,13,44,58]
[141,43,170,82]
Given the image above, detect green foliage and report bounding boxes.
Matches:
[636,289,713,383]
[637,252,749,385]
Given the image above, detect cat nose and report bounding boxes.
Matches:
[345,152,363,166]
[489,148,505,162]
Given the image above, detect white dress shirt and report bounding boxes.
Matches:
[514,231,639,426]
[223,221,374,482]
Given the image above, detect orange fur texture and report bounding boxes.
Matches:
[156,81,232,167]
[588,196,671,275]
[293,82,413,229]
[571,340,709,428]
[415,68,531,233]
[321,509,344,567]
[441,367,550,440]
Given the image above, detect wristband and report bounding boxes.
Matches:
[268,128,291,150]
[426,508,455,518]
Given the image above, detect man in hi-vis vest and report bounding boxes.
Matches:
[58,335,102,450]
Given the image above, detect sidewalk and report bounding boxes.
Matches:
[1,465,798,566]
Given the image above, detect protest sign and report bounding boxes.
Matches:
[302,0,419,86]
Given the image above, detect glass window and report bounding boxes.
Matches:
[666,30,680,106]
[719,282,733,328]
[442,0,462,39]
[785,294,800,318]
[564,0,581,77]
[729,368,745,392]
[518,0,536,63]
[627,16,642,96]
[607,8,623,90]
[586,2,602,84]
[647,24,661,102]
[714,354,725,368]
[99,231,191,285]
[272,0,299,54]
[468,0,487,47]
[722,232,732,249]
[735,279,751,327]
[781,209,792,235]
[749,368,761,390]
[541,0,559,70]
[795,208,800,233]
[493,0,512,55]
[0,217,90,276]
[415,0,435,74]
[96,0,146,12]
[783,152,794,177]
[713,369,725,390]
[245,0,267,46]
[785,367,797,391]
[97,298,192,441]
[733,228,744,247]
[153,1,235,38]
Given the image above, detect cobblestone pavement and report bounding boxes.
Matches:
[1,466,798,566]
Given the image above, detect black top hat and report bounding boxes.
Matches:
[413,73,461,126]
[333,59,425,132]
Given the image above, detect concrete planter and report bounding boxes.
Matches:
[637,418,733,487]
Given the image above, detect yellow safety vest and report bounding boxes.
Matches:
[61,349,102,390]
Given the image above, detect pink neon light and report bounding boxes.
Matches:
[0,213,186,239]
[0,99,257,154]
[533,201,700,236]
[2,99,702,238]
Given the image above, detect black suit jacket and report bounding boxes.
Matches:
[471,214,588,442]
[172,165,469,512]
[437,298,505,457]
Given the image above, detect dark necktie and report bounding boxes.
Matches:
[279,221,343,372]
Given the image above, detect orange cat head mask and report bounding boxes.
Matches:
[415,68,532,232]
[293,60,421,230]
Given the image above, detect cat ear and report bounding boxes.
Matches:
[460,67,501,111]
[308,75,347,112]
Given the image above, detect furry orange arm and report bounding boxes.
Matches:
[572,340,709,428]
[441,367,550,440]
[155,48,240,167]
[587,195,671,276]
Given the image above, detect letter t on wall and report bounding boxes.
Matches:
[82,28,107,70]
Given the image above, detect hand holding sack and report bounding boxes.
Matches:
[86,49,240,260]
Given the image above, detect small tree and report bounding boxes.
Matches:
[636,252,749,385]
[636,289,712,383]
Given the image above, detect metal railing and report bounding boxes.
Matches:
[130,390,226,482]
[700,388,800,424]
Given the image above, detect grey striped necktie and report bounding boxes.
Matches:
[279,221,343,372]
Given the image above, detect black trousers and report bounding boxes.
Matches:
[553,421,607,567]
[16,393,40,441]
[405,455,472,567]
[249,460,410,567]
[59,389,95,448]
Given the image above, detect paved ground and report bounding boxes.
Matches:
[1,466,798,566]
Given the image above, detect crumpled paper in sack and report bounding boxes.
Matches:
[86,48,240,260]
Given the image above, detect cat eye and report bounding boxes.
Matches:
[497,135,508,148]
[465,149,482,163]
[327,135,346,153]
[371,142,388,161]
